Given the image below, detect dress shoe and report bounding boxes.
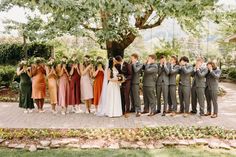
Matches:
[155,110,161,114]
[136,112,141,117]
[130,108,135,113]
[148,112,155,116]
[211,114,218,118]
[199,113,205,116]
[124,113,129,118]
[141,111,149,114]
[204,112,211,116]
[170,112,176,117]
[190,111,197,114]
[162,112,166,116]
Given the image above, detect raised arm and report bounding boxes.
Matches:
[182,64,193,74]
[145,64,158,74]
[197,67,208,78]
[170,65,180,74]
[210,69,221,79]
[133,62,143,73]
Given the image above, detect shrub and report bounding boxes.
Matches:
[228,69,236,80]
[0,65,16,87]
[0,42,52,65]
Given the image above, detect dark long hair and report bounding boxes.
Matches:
[108,57,114,78]
[83,55,90,67]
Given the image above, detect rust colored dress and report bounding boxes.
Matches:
[31,66,46,99]
[48,68,57,104]
[93,71,104,106]
[58,72,70,107]
[69,67,81,105]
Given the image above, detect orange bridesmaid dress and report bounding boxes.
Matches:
[31,66,46,99]
[48,68,57,104]
[93,71,104,105]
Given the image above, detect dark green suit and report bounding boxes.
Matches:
[168,64,180,112]
[131,61,143,113]
[191,66,208,114]
[156,63,170,112]
[205,68,221,114]
[178,64,193,113]
[143,63,158,113]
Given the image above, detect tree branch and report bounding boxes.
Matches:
[135,6,153,28]
[138,15,166,29]
[81,23,102,31]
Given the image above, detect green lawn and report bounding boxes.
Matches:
[0,147,236,157]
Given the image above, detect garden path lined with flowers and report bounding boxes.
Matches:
[0,82,236,129]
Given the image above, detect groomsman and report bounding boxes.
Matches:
[205,61,221,118]
[178,56,193,117]
[191,57,208,116]
[115,55,132,118]
[168,55,180,116]
[156,55,170,116]
[130,53,143,117]
[142,54,158,116]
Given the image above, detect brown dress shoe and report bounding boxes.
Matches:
[124,113,129,118]
[136,112,141,117]
[205,112,211,116]
[141,111,149,114]
[211,114,218,118]
[148,112,155,116]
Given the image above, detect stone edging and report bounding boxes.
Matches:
[0,138,236,152]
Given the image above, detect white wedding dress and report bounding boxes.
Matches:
[104,67,123,117]
[96,64,122,118]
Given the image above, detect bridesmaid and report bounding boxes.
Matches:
[69,59,82,113]
[80,55,93,113]
[17,60,34,113]
[46,58,58,114]
[93,56,104,113]
[57,57,70,115]
[31,58,46,113]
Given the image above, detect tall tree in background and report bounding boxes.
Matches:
[0,0,217,58]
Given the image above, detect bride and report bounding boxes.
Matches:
[96,57,122,117]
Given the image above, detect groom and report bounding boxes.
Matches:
[115,55,132,118]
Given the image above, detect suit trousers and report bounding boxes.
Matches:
[121,80,131,114]
[205,87,218,114]
[131,84,141,113]
[156,83,169,112]
[178,85,190,113]
[191,86,205,114]
[143,86,156,113]
[168,85,177,112]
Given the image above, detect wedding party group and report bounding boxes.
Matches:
[17,53,221,119]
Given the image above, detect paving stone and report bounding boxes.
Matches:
[8,144,18,148]
[219,142,231,150]
[146,144,155,149]
[130,144,139,149]
[177,140,189,146]
[66,144,81,148]
[162,140,178,146]
[208,141,220,149]
[29,145,37,152]
[0,139,5,144]
[108,143,120,149]
[120,141,131,148]
[136,141,145,146]
[15,143,26,149]
[188,140,197,145]
[229,140,236,148]
[195,139,208,145]
[154,143,164,149]
[40,140,51,147]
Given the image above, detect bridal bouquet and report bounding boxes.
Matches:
[117,74,126,83]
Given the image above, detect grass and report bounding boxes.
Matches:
[0,147,236,157]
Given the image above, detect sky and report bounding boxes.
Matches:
[0,0,236,37]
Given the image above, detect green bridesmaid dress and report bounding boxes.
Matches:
[19,72,34,109]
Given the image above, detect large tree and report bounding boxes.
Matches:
[0,0,218,57]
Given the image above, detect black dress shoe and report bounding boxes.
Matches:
[155,110,161,114]
[190,111,197,114]
[148,112,155,116]
[162,112,166,116]
[130,108,135,113]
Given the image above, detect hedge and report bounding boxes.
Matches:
[0,42,52,65]
[0,65,16,88]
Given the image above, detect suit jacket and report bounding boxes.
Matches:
[120,61,132,86]
[192,66,208,88]
[206,68,221,90]
[179,64,193,87]
[156,63,170,86]
[143,63,158,87]
[169,64,180,85]
[131,61,143,84]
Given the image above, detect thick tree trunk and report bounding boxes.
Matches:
[106,41,125,58]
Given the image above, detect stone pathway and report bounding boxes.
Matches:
[0,82,235,129]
